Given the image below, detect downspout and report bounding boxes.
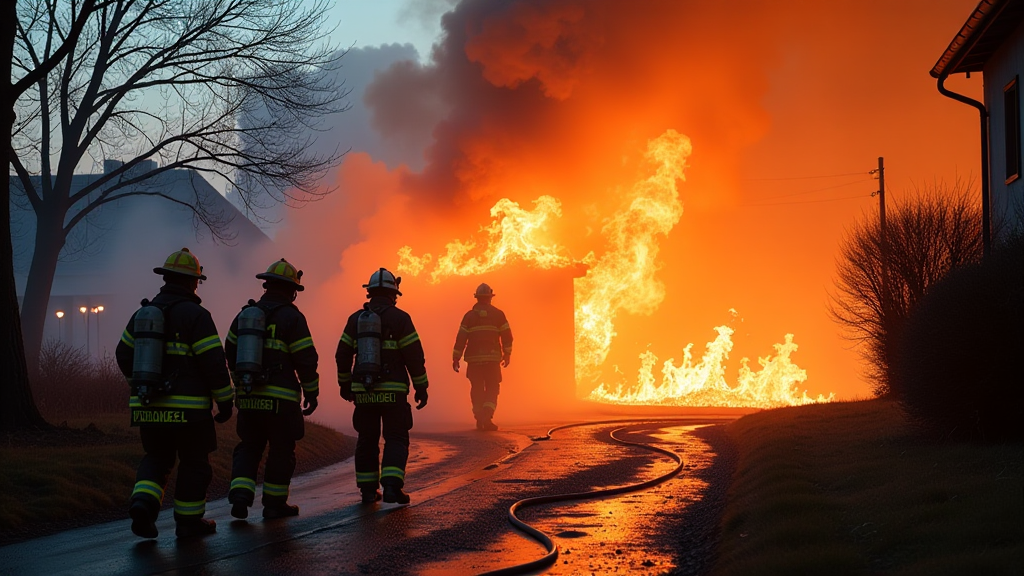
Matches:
[937,73,990,256]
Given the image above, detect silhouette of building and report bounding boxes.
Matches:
[932,0,1024,238]
[10,160,273,357]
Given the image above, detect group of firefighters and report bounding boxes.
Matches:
[114,247,513,539]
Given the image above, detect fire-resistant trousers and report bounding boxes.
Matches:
[229,408,304,506]
[352,402,413,489]
[129,423,216,522]
[467,362,502,424]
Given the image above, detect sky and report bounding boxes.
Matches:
[249,0,985,429]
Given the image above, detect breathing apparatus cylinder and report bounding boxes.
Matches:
[235,302,266,394]
[132,302,165,405]
[354,304,383,386]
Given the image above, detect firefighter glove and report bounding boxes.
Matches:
[501,354,511,368]
[452,359,460,373]
[340,385,354,402]
[302,396,318,416]
[214,401,233,423]
[414,387,428,410]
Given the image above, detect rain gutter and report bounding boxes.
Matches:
[936,75,990,256]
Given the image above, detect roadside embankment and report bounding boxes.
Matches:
[0,415,354,544]
[709,398,1023,576]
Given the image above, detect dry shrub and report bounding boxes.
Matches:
[32,340,128,421]
[893,233,1024,442]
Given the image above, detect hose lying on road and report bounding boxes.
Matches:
[478,419,689,576]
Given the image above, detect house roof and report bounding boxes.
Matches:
[931,0,1024,78]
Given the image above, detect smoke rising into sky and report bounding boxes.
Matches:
[270,0,981,430]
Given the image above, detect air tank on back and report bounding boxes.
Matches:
[235,303,266,394]
[132,302,165,405]
[354,304,382,386]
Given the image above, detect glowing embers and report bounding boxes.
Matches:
[590,324,834,408]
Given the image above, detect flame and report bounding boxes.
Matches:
[397,130,831,408]
[590,325,833,407]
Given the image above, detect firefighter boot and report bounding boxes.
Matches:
[129,500,158,539]
[361,488,382,504]
[263,502,300,520]
[481,420,499,431]
[382,485,411,504]
[175,517,216,538]
[230,500,249,519]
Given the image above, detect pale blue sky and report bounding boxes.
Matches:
[316,0,453,62]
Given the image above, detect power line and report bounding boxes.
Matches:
[751,177,874,201]
[745,193,869,207]
[743,171,871,181]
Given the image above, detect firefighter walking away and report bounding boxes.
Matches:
[115,248,234,539]
[337,268,429,505]
[225,258,320,520]
[452,283,513,431]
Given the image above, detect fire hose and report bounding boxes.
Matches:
[478,419,690,576]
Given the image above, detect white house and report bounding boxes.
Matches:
[932,0,1024,241]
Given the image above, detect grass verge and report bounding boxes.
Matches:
[0,414,354,544]
[710,398,1023,576]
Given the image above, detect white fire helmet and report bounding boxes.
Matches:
[363,267,402,295]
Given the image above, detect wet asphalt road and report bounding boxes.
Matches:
[0,417,737,576]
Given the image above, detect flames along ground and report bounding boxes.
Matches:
[397,130,833,408]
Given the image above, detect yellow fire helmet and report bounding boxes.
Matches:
[153,247,207,280]
[256,258,304,291]
[474,283,495,298]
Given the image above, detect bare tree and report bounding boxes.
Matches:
[4,0,106,432]
[828,181,984,396]
[9,0,346,384]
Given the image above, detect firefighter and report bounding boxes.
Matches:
[336,268,429,505]
[225,258,319,520]
[115,248,234,539]
[452,283,513,431]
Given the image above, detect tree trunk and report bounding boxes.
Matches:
[2,0,49,432]
[20,208,65,373]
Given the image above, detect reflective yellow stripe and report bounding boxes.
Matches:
[356,471,379,483]
[212,385,233,403]
[383,340,398,350]
[466,353,502,362]
[459,325,469,333]
[499,323,510,331]
[340,332,356,347]
[380,466,405,480]
[174,499,205,516]
[263,482,289,497]
[482,402,497,410]
[165,342,192,356]
[132,480,164,501]
[375,381,408,392]
[397,332,420,348]
[452,348,463,359]
[121,330,135,348]
[302,378,320,393]
[337,372,352,383]
[503,346,513,354]
[265,339,288,352]
[130,395,211,410]
[412,373,428,386]
[351,382,367,392]
[230,477,256,493]
[226,331,237,344]
[192,335,221,355]
[290,336,314,352]
[250,385,300,402]
[467,325,499,332]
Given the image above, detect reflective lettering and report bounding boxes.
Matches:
[237,398,276,411]
[355,392,397,404]
[132,410,188,424]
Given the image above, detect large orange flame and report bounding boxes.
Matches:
[397,130,831,408]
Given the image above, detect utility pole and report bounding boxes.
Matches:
[871,157,889,321]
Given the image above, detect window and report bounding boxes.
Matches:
[1005,76,1021,184]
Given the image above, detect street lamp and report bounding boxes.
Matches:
[80,306,89,356]
[91,306,104,356]
[55,310,65,342]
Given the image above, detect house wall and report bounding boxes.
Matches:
[985,16,1024,236]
